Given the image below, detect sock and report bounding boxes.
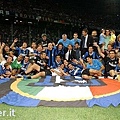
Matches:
[27,76,31,79]
[113,75,117,79]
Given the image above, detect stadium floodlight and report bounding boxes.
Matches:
[5,18,9,21]
[28,22,32,24]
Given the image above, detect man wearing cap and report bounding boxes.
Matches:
[36,33,52,47]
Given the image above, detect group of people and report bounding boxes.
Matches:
[0,28,120,81]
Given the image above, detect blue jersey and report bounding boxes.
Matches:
[87,59,103,70]
[16,47,29,56]
[70,38,81,46]
[58,39,71,48]
[69,66,83,76]
[82,52,99,61]
[45,48,56,68]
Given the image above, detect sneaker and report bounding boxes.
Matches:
[16,74,23,78]
[117,75,120,82]
[23,75,28,80]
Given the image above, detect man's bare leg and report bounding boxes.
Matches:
[30,72,46,79]
[25,63,40,74]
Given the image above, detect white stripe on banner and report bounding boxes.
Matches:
[36,86,93,101]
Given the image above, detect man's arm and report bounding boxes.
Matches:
[10,38,18,49]
[93,42,105,58]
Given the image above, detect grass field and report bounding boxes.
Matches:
[0,104,120,120]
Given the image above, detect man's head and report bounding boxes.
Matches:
[41,33,47,41]
[105,29,110,36]
[58,43,63,50]
[91,30,97,37]
[22,42,27,49]
[62,34,67,41]
[63,59,69,66]
[82,28,88,37]
[40,51,46,59]
[48,43,53,50]
[60,64,65,69]
[31,41,37,49]
[17,54,24,62]
[117,34,120,42]
[74,42,79,48]
[86,55,93,64]
[4,44,10,52]
[67,44,73,50]
[73,33,78,39]
[6,56,13,63]
[68,63,74,70]
[107,44,113,51]
[24,55,29,63]
[56,55,61,62]
[88,46,94,53]
[37,44,43,51]
[109,50,116,59]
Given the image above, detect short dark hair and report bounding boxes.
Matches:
[86,55,93,59]
[58,42,63,46]
[109,50,116,54]
[75,42,79,45]
[41,51,46,55]
[82,28,88,33]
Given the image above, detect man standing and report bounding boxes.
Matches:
[36,33,52,47]
[71,33,81,46]
[80,28,93,56]
[57,34,71,48]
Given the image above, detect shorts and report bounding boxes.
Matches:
[82,69,90,76]
[45,69,52,76]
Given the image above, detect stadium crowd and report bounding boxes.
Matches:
[0,28,120,81]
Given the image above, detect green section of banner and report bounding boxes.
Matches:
[17,78,44,96]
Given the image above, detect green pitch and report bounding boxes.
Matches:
[0,104,120,120]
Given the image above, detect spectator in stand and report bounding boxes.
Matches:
[80,28,93,56]
[36,33,52,47]
[104,29,111,50]
[70,32,81,46]
[57,34,71,48]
